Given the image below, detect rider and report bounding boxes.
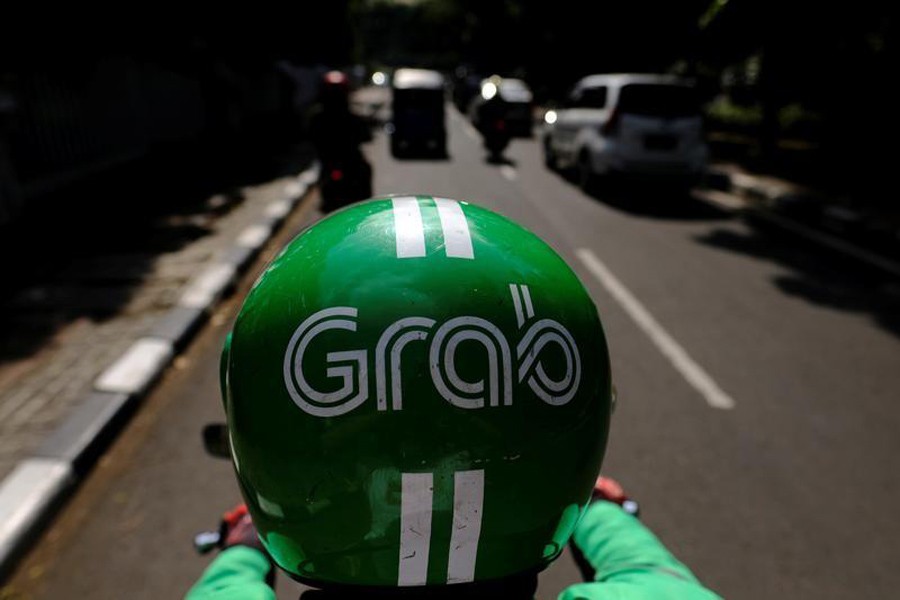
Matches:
[186,197,721,599]
[308,70,372,206]
[472,75,512,153]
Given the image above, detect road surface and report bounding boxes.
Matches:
[4,101,900,599]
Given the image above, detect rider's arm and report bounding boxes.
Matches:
[559,500,723,600]
[184,546,276,600]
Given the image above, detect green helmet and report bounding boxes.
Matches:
[222,196,611,588]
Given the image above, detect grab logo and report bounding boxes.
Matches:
[282,284,581,417]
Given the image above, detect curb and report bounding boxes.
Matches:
[0,163,319,580]
[700,168,900,280]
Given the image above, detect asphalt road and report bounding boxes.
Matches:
[5,102,900,600]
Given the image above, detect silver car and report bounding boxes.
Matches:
[543,74,708,189]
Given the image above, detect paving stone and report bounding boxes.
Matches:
[0,171,312,481]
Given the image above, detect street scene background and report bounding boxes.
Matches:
[0,2,898,599]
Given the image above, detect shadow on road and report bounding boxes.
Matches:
[0,138,314,365]
[695,226,900,339]
[389,150,451,162]
[487,155,517,167]
[566,173,732,221]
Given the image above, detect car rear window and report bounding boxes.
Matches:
[575,87,607,109]
[394,89,444,109]
[617,84,699,117]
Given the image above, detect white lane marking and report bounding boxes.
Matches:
[392,197,427,258]
[434,198,474,259]
[0,458,72,564]
[179,263,237,309]
[509,284,525,328]
[94,338,175,394]
[500,165,517,181]
[398,472,434,586]
[236,224,272,249]
[520,285,534,319]
[577,249,736,410]
[447,469,485,584]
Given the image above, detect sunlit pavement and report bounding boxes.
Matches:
[5,102,900,600]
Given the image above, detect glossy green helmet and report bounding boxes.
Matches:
[222,196,611,588]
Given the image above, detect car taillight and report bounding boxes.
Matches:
[330,169,344,181]
[495,119,506,131]
[601,108,621,136]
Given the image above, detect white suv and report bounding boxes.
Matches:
[543,74,708,188]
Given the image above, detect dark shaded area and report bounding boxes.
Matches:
[0,5,354,222]
[355,0,709,100]
[487,155,516,167]
[0,138,314,364]
[696,0,898,205]
[552,168,731,222]
[355,0,898,228]
[695,224,900,338]
[0,9,342,364]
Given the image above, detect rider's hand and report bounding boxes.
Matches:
[220,504,266,553]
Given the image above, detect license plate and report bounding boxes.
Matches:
[644,134,678,151]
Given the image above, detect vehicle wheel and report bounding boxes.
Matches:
[543,139,559,170]
[577,152,597,194]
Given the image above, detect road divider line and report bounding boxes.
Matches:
[577,249,736,410]
[500,165,517,181]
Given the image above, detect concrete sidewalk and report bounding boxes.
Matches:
[0,162,319,578]
[701,162,900,279]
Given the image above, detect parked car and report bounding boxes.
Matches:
[543,74,708,189]
[389,68,447,157]
[468,77,534,138]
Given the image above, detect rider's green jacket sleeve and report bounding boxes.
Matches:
[184,546,275,600]
[559,501,723,600]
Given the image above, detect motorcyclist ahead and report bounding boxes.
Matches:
[308,70,372,209]
[471,75,513,161]
[186,197,722,599]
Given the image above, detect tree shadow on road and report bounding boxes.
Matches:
[486,155,517,167]
[558,172,731,221]
[694,225,900,339]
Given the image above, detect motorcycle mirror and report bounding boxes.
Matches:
[202,423,231,459]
